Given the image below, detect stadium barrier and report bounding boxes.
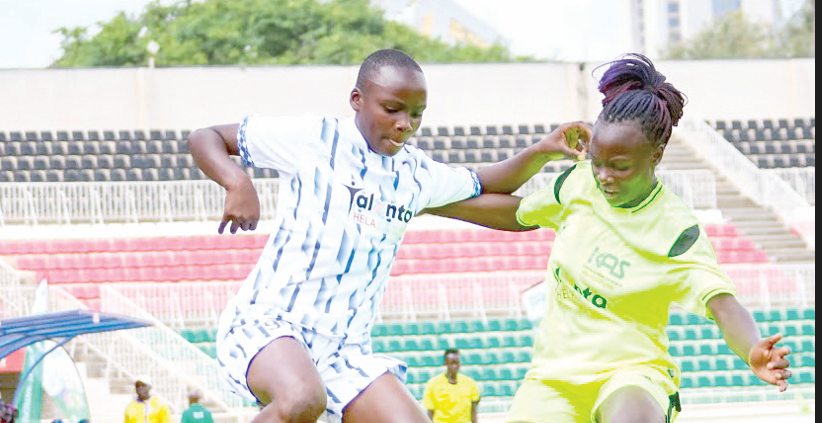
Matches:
[0,179,279,226]
[677,118,815,249]
[0,169,716,226]
[768,167,815,205]
[96,263,813,326]
[38,285,254,422]
[0,260,28,318]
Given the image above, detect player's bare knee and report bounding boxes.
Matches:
[607,410,666,423]
[278,385,327,422]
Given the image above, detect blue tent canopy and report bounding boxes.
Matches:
[0,309,152,360]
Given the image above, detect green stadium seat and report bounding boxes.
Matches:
[197,343,216,358]
[469,319,486,332]
[800,323,814,336]
[731,374,745,386]
[418,337,436,351]
[700,326,720,339]
[404,338,420,351]
[699,343,716,355]
[802,309,814,320]
[463,351,483,365]
[714,374,730,387]
[372,338,386,353]
[668,344,682,357]
[668,313,684,326]
[714,356,730,371]
[455,335,483,349]
[481,383,498,397]
[717,343,732,355]
[422,353,442,367]
[686,314,709,325]
[452,320,471,333]
[404,354,422,367]
[667,327,683,341]
[372,324,387,337]
[497,366,515,381]
[464,367,483,381]
[800,355,815,367]
[515,350,532,363]
[683,328,698,340]
[386,322,405,336]
[697,358,713,371]
[679,359,695,372]
[483,350,502,365]
[437,337,451,350]
[484,334,501,348]
[501,334,518,348]
[785,308,801,321]
[408,384,424,400]
[800,339,814,353]
[436,321,453,334]
[732,357,748,371]
[798,371,814,384]
[516,366,528,379]
[486,319,503,332]
[517,333,534,347]
[419,321,437,335]
[500,381,518,397]
[680,375,694,389]
[697,375,712,388]
[500,350,517,364]
[681,344,696,356]
[387,338,403,351]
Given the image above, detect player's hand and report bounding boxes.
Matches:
[533,121,592,162]
[219,177,261,234]
[748,333,792,392]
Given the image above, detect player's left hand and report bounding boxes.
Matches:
[748,333,792,392]
[533,121,592,161]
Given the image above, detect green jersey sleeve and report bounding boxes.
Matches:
[517,164,578,229]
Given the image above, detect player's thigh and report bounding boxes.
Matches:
[247,336,326,408]
[504,378,590,423]
[342,372,429,423]
[594,367,676,423]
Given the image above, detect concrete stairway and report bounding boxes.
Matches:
[659,138,814,264]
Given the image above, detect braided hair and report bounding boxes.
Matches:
[596,53,686,149]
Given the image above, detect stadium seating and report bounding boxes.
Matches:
[175,309,815,403]
[710,118,815,168]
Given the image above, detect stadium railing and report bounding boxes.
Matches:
[678,118,815,249]
[0,260,28,319]
[768,167,815,205]
[94,263,813,326]
[0,169,716,226]
[45,285,254,422]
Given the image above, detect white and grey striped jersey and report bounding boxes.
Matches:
[219,114,481,341]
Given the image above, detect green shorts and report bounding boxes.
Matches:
[504,365,681,423]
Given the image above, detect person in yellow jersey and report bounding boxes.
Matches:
[426,53,792,423]
[124,375,172,423]
[423,349,480,423]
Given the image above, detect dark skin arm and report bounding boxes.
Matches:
[423,193,536,232]
[423,122,590,230]
[708,293,792,392]
[187,123,261,234]
[475,121,591,194]
[471,400,479,423]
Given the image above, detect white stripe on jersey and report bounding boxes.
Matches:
[220,115,480,339]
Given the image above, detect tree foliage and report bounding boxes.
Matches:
[663,0,815,59]
[51,0,524,67]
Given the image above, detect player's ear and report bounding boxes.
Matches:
[350,87,363,112]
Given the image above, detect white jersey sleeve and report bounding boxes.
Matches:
[236,114,327,176]
[410,147,482,209]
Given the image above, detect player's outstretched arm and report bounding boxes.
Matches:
[423,193,536,232]
[476,121,591,194]
[188,123,260,234]
[708,293,792,392]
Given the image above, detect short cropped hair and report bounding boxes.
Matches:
[444,348,460,360]
[355,49,423,90]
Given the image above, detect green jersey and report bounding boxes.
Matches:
[516,161,737,385]
[181,404,213,423]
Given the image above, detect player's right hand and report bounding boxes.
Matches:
[220,179,261,234]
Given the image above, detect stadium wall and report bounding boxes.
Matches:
[0,58,813,132]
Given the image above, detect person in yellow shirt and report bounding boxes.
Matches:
[426,53,792,423]
[423,349,481,423]
[124,375,172,423]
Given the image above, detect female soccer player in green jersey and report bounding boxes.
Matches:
[428,53,792,423]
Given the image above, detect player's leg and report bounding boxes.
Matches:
[504,378,588,423]
[593,366,678,423]
[342,371,429,423]
[247,337,327,423]
[594,386,665,423]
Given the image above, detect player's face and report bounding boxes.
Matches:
[351,65,427,156]
[589,120,663,208]
[136,382,151,400]
[445,352,461,376]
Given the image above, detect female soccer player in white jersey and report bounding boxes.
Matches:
[187,48,591,423]
[430,53,793,423]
